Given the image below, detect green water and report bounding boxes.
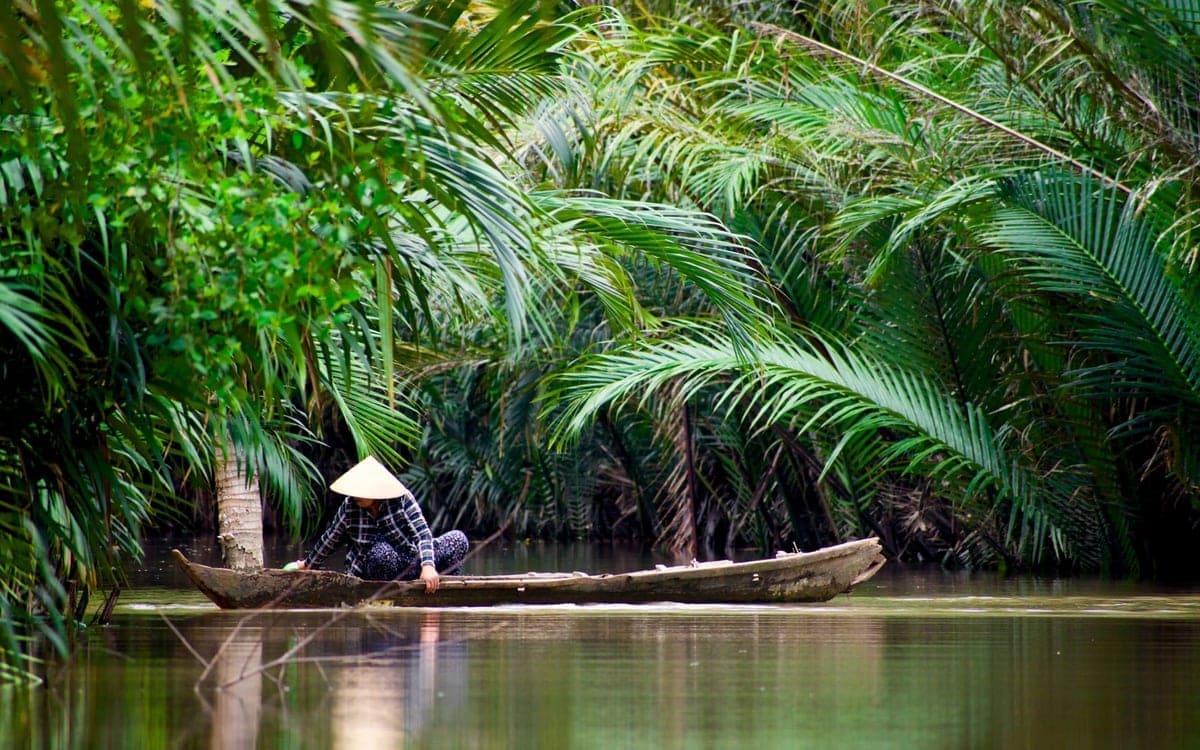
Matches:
[2,542,1199,749]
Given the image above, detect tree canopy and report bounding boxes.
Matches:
[2,0,1199,681]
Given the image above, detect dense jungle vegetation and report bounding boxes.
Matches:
[2,0,1198,678]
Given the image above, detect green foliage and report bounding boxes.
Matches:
[0,0,771,681]
[527,0,1200,573]
[5,0,1200,685]
[0,0,588,679]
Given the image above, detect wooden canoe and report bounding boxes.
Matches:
[172,537,886,609]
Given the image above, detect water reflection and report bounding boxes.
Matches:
[440,610,891,748]
[170,608,466,749]
[3,546,1200,749]
[210,625,263,750]
[328,612,447,748]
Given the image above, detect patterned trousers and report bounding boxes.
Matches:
[363,530,469,580]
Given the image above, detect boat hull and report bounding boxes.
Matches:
[172,537,885,609]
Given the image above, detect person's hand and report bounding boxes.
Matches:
[283,560,307,572]
[419,563,440,593]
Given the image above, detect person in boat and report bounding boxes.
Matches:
[287,456,468,592]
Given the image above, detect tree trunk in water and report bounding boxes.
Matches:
[216,446,264,570]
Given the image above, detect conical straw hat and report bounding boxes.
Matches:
[329,456,408,499]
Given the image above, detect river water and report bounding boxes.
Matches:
[2,537,1199,749]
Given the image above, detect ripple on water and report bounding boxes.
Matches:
[106,589,1200,620]
[123,602,218,612]
[837,593,1200,619]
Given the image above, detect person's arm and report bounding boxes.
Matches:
[294,500,349,570]
[379,490,439,591]
[401,491,436,569]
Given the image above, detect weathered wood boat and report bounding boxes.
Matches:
[172,537,885,609]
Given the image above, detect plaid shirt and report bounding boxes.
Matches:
[303,489,436,577]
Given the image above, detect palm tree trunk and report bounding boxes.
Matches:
[216,445,264,570]
[658,399,699,559]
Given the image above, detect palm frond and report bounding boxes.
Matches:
[832,176,994,269]
[317,336,424,467]
[749,21,1130,192]
[414,0,592,135]
[0,281,73,393]
[979,172,1200,416]
[533,191,774,343]
[218,405,324,535]
[546,326,1074,562]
